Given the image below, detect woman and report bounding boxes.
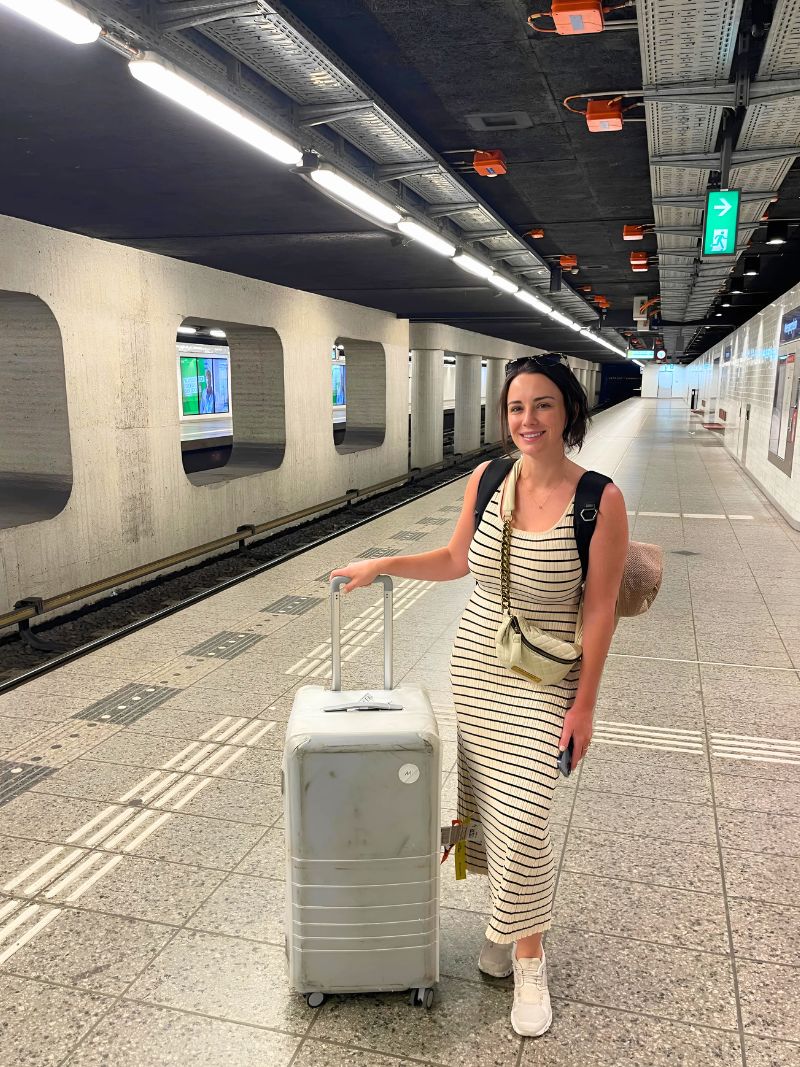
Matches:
[331,354,628,1038]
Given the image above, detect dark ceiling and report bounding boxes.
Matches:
[0,1,796,362]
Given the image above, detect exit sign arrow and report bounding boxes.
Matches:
[714,196,734,218]
[703,189,740,256]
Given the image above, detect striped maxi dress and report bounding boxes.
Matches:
[449,475,583,944]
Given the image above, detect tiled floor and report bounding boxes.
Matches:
[1,398,799,1066]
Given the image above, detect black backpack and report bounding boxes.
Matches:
[473,457,612,581]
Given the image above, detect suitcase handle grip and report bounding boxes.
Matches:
[330,575,393,692]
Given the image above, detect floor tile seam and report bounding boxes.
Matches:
[49,862,314,1065]
[575,782,714,809]
[46,987,314,1063]
[0,828,281,877]
[279,1025,468,1067]
[0,793,284,848]
[29,912,191,1067]
[0,881,285,931]
[446,971,742,1034]
[70,752,282,788]
[26,779,281,814]
[690,571,749,1067]
[607,652,799,673]
[548,739,584,916]
[551,918,732,958]
[0,847,281,898]
[723,510,797,669]
[556,866,724,899]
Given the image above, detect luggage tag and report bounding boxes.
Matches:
[440,818,483,879]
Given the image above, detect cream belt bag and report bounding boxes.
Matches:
[495,460,583,686]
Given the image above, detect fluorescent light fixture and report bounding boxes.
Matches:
[514,290,551,314]
[0,0,101,44]
[488,272,519,294]
[129,54,302,167]
[396,218,456,257]
[209,328,226,339]
[632,360,645,369]
[309,167,401,226]
[177,326,197,335]
[549,309,577,330]
[452,251,495,280]
[766,221,788,245]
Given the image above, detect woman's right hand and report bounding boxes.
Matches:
[329,560,381,593]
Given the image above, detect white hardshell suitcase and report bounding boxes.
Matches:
[283,576,441,1009]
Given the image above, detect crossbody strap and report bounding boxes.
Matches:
[474,456,514,530]
[573,470,613,581]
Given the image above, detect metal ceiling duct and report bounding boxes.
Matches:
[638,0,800,360]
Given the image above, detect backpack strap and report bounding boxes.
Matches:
[474,457,514,530]
[573,470,613,581]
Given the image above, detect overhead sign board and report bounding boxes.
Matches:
[781,305,800,345]
[702,189,740,256]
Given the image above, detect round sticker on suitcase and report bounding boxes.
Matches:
[398,763,420,784]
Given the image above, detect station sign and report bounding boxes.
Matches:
[702,189,740,256]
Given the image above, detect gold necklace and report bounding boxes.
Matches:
[531,479,564,510]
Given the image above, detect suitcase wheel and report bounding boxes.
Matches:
[409,987,435,1009]
[306,992,326,1009]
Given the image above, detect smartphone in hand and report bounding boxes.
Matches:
[557,737,574,777]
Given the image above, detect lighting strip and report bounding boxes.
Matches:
[10,8,625,358]
[0,0,101,44]
[309,167,401,226]
[129,54,303,167]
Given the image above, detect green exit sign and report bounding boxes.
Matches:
[703,189,740,256]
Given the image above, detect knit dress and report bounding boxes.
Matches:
[449,475,583,943]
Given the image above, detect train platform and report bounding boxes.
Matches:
[0,397,799,1067]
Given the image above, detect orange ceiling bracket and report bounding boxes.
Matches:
[630,251,649,272]
[585,98,623,132]
[472,150,507,176]
[623,224,646,240]
[551,0,604,35]
[559,254,578,269]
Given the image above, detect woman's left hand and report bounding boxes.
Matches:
[559,703,594,769]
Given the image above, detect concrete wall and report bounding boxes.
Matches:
[0,214,409,615]
[687,278,800,527]
[0,291,72,479]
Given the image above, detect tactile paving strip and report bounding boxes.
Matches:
[4,720,119,771]
[439,505,462,513]
[262,595,323,616]
[392,530,426,542]
[0,760,56,807]
[356,547,401,560]
[72,684,180,726]
[185,632,264,660]
[416,517,449,526]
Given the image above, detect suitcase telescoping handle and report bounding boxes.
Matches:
[330,575,393,692]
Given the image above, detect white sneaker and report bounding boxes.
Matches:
[478,937,513,978]
[510,945,552,1038]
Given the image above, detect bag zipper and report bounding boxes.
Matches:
[510,617,581,664]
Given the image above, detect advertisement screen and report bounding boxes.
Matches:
[180,356,200,415]
[332,363,346,406]
[178,344,230,416]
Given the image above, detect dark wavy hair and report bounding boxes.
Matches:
[498,355,591,454]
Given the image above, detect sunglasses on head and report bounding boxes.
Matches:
[505,353,568,375]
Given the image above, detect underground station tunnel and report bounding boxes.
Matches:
[1,2,800,1065]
